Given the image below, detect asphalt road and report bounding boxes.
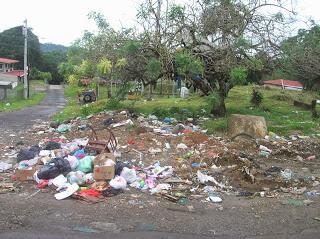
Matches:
[0,85,65,134]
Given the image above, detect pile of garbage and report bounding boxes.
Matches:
[4,110,320,203]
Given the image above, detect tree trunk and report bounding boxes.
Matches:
[211,93,226,117]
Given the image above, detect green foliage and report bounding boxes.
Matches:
[97,58,112,77]
[146,58,162,79]
[80,102,106,116]
[41,51,67,84]
[281,25,320,89]
[115,58,128,68]
[248,58,263,71]
[58,62,75,79]
[29,68,42,80]
[206,92,220,112]
[168,4,185,20]
[151,106,207,121]
[175,50,204,78]
[122,40,141,55]
[251,88,263,107]
[29,68,51,82]
[114,82,134,100]
[105,98,124,110]
[0,26,42,69]
[87,11,110,32]
[78,60,96,78]
[40,72,52,83]
[67,74,79,85]
[230,67,248,85]
[235,36,251,50]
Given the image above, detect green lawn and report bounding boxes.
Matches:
[53,84,320,136]
[0,92,46,112]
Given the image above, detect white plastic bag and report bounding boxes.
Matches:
[120,167,138,184]
[54,183,79,200]
[150,183,171,194]
[109,176,127,189]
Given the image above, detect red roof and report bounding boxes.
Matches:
[263,79,303,88]
[0,58,19,64]
[3,70,24,77]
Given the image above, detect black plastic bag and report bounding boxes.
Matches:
[43,141,61,150]
[16,145,40,163]
[37,157,71,180]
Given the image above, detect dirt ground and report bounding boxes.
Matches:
[0,89,320,238]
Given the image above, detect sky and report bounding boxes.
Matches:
[0,0,319,46]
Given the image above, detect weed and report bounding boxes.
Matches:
[251,88,263,107]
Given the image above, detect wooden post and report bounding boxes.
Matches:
[312,100,318,118]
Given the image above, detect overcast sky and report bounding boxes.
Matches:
[0,0,319,46]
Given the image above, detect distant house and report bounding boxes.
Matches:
[0,57,24,79]
[263,79,303,91]
[0,57,23,100]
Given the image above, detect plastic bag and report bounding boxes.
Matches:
[83,173,94,185]
[56,124,71,133]
[150,183,171,194]
[66,155,79,170]
[44,141,61,150]
[37,157,71,180]
[49,174,68,188]
[120,167,137,184]
[17,145,41,163]
[54,183,79,200]
[73,149,85,160]
[68,171,86,185]
[77,156,94,173]
[109,176,127,190]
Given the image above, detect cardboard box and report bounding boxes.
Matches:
[15,165,40,181]
[93,153,115,180]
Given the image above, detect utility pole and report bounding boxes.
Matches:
[23,19,28,99]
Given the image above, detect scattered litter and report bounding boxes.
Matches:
[55,183,79,200]
[207,195,223,203]
[280,169,293,181]
[56,124,71,133]
[0,162,12,172]
[3,109,319,211]
[287,198,304,207]
[177,143,188,150]
[109,176,127,190]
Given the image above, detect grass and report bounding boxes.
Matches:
[0,81,48,112]
[0,91,46,112]
[53,84,320,136]
[53,85,109,122]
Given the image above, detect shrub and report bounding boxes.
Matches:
[251,88,263,107]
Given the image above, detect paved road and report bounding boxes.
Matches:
[0,85,65,134]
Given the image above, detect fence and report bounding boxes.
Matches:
[0,82,39,102]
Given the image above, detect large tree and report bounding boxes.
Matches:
[177,0,295,116]
[281,25,320,90]
[0,26,42,69]
[42,50,67,84]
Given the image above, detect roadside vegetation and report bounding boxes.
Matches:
[0,80,46,112]
[49,0,320,137]
[53,84,320,136]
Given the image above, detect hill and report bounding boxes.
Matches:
[40,43,68,52]
[0,26,42,69]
